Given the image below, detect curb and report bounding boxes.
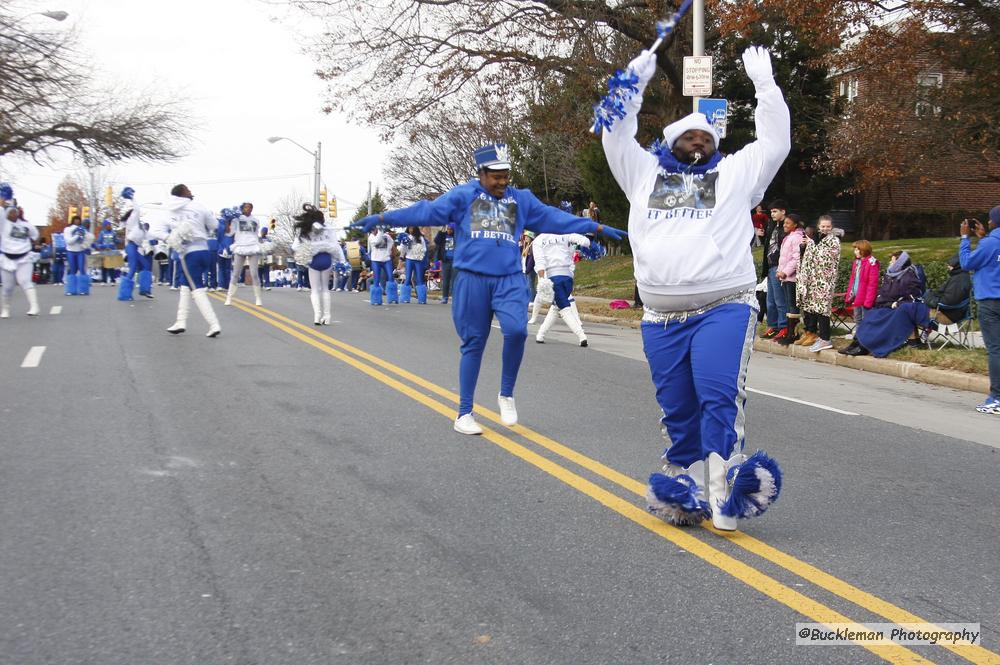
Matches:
[753,338,990,394]
[574,310,989,395]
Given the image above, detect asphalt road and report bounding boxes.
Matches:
[1,283,997,665]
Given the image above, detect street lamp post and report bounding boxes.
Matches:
[267,136,322,208]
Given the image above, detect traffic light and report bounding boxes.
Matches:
[82,206,91,221]
[68,206,78,223]
[318,189,327,209]
[270,219,276,230]
[329,197,337,218]
[104,185,113,207]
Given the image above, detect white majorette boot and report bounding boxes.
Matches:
[528,295,541,324]
[535,306,559,343]
[497,394,517,426]
[706,452,738,531]
[453,413,483,435]
[310,291,322,325]
[321,290,331,325]
[253,284,263,306]
[25,287,40,316]
[167,286,191,334]
[0,292,9,319]
[224,280,236,306]
[559,305,588,347]
[191,287,221,337]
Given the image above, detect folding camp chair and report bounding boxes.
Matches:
[830,292,855,335]
[927,298,975,350]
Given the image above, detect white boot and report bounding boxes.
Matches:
[535,306,558,343]
[528,295,542,324]
[310,291,322,325]
[191,287,221,337]
[0,292,9,319]
[707,452,738,531]
[321,290,331,325]
[167,286,191,334]
[559,305,588,347]
[253,284,263,306]
[25,288,39,316]
[224,280,236,306]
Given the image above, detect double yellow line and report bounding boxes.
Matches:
[216,295,998,665]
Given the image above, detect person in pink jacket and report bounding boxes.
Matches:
[775,214,804,344]
[839,239,881,355]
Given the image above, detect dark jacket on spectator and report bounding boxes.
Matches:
[875,265,923,308]
[761,219,787,277]
[925,257,972,321]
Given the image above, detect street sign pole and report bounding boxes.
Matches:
[693,0,704,112]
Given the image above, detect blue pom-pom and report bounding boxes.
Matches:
[0,183,14,200]
[121,186,135,200]
[578,241,606,261]
[646,473,710,526]
[396,231,412,248]
[721,451,782,519]
[591,69,640,134]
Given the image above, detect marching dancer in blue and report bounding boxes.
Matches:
[291,204,347,325]
[601,47,788,531]
[367,227,395,305]
[397,226,428,304]
[62,214,94,296]
[118,186,156,301]
[162,184,222,338]
[352,144,626,434]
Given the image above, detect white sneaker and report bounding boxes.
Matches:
[497,394,517,426]
[809,339,833,352]
[453,413,483,435]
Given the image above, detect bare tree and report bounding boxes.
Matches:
[0,2,189,164]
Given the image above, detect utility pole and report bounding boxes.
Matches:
[693,0,704,113]
[367,181,372,216]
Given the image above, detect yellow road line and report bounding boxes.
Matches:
[214,296,949,665]
[221,296,997,664]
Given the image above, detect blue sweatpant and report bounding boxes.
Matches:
[642,303,757,467]
[125,241,152,279]
[175,250,213,290]
[67,250,87,276]
[404,259,424,287]
[550,275,575,309]
[451,270,529,417]
[372,260,392,287]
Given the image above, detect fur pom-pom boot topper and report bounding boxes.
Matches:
[720,450,782,521]
[646,461,710,527]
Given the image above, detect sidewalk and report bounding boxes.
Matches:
[571,296,991,395]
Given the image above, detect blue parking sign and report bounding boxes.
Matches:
[697,98,728,139]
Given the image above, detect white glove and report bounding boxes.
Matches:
[742,46,776,89]
[627,49,657,86]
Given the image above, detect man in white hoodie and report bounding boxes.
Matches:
[602,47,789,531]
[162,184,221,338]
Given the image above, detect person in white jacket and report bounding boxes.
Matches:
[367,227,395,305]
[602,47,789,532]
[224,202,264,306]
[532,232,590,346]
[161,184,221,337]
[291,205,346,325]
[398,226,428,304]
[118,186,155,301]
[62,214,94,296]
[1,206,40,317]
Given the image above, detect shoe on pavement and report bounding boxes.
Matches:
[808,339,833,352]
[975,396,1000,414]
[453,413,483,435]
[497,394,517,426]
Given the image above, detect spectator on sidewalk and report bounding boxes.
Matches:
[434,223,456,303]
[775,213,804,345]
[847,251,931,357]
[751,204,768,247]
[960,210,1000,414]
[795,214,840,352]
[924,254,972,325]
[761,199,789,338]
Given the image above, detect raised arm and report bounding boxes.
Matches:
[600,51,659,197]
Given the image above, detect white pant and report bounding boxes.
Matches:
[232,253,260,285]
[309,267,331,297]
[1,263,35,296]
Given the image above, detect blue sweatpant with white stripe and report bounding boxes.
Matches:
[641,303,757,467]
[451,270,529,417]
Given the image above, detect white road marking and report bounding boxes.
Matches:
[20,346,47,368]
[747,387,859,416]
[49,306,62,315]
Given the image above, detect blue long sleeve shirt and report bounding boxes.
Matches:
[382,180,600,276]
[959,228,1000,300]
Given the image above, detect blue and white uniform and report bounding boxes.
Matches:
[367,229,394,304]
[120,203,155,300]
[62,221,94,296]
[292,224,346,325]
[603,47,789,530]
[1,211,40,317]
[225,213,264,305]
[399,234,428,303]
[531,233,590,345]
[161,194,222,337]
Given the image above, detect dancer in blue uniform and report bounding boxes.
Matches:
[352,144,626,434]
[602,47,789,531]
[118,186,156,300]
[62,214,94,296]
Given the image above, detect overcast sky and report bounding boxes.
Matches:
[2,0,390,226]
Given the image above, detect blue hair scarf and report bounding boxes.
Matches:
[649,139,722,175]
